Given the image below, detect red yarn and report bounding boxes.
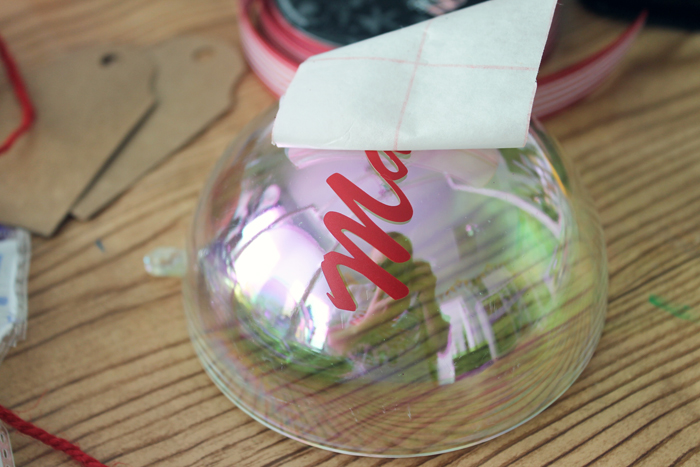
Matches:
[0,404,107,467]
[0,34,36,155]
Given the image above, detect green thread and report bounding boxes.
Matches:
[649,295,696,322]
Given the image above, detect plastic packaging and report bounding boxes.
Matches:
[0,225,30,365]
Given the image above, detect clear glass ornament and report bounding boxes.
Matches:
[183,106,607,457]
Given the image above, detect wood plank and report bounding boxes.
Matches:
[0,1,699,466]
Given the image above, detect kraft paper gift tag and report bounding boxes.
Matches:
[71,36,245,219]
[0,46,155,236]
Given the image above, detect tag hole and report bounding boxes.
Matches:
[192,46,215,62]
[0,433,4,442]
[101,53,118,66]
[2,449,8,458]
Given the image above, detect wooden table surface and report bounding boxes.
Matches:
[1,1,700,466]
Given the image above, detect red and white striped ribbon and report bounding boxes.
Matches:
[238,0,297,96]
[238,0,647,119]
[534,11,647,118]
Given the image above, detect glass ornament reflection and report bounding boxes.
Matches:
[184,107,607,457]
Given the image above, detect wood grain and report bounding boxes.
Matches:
[1,1,699,466]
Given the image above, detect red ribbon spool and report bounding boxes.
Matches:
[238,0,647,119]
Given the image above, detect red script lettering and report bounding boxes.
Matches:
[321,151,413,311]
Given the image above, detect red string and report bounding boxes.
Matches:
[0,405,108,467]
[0,34,35,155]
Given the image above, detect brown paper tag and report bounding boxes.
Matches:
[0,46,155,236]
[71,36,245,220]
